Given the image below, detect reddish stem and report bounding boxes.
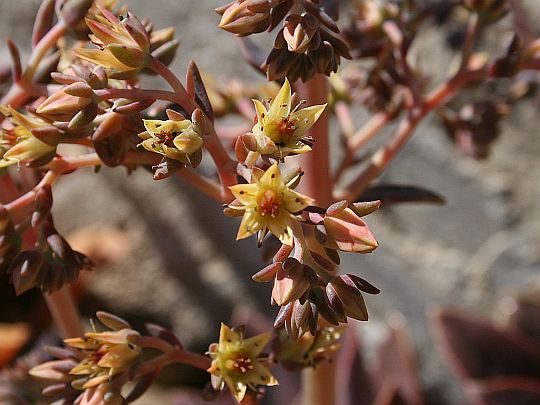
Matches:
[294,75,336,405]
[44,287,82,338]
[295,74,332,206]
[334,111,391,183]
[148,56,198,113]
[95,88,186,106]
[337,68,485,201]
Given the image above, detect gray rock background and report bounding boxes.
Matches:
[1,1,539,404]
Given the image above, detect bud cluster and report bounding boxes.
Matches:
[251,199,380,340]
[29,311,191,403]
[217,0,351,82]
[8,207,93,296]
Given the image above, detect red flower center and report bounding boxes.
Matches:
[277,117,296,140]
[259,189,281,218]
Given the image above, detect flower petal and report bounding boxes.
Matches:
[268,78,292,121]
[259,163,283,189]
[229,183,259,205]
[290,104,326,138]
[252,362,278,386]
[283,189,314,213]
[267,214,293,246]
[236,210,262,240]
[252,99,268,133]
[242,332,271,357]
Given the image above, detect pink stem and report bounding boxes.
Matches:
[337,68,486,201]
[295,74,332,206]
[95,88,186,106]
[334,111,391,183]
[44,287,82,338]
[148,56,198,113]
[294,75,336,405]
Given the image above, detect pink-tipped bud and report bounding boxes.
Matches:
[323,206,378,253]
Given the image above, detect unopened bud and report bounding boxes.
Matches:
[150,39,180,68]
[350,200,381,217]
[9,250,48,295]
[327,276,369,321]
[252,261,280,282]
[36,89,93,122]
[323,207,378,253]
[68,102,98,129]
[272,260,310,306]
[283,13,319,54]
[32,184,53,227]
[55,0,93,28]
[217,0,271,36]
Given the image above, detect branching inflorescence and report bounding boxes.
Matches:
[0,0,538,403]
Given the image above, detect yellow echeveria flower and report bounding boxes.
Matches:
[138,118,203,165]
[65,328,141,389]
[228,163,313,246]
[74,7,150,79]
[0,106,55,168]
[251,78,326,159]
[208,323,277,403]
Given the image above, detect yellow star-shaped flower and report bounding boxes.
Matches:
[208,323,278,403]
[228,163,313,246]
[251,78,326,159]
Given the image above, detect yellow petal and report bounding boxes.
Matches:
[283,189,313,213]
[252,99,268,134]
[229,183,259,205]
[227,379,247,403]
[143,119,191,136]
[74,48,131,71]
[162,145,188,162]
[140,138,165,155]
[267,78,292,121]
[3,137,54,162]
[218,323,241,347]
[252,362,278,386]
[236,209,262,240]
[242,332,271,357]
[290,103,326,138]
[259,163,283,189]
[267,215,293,246]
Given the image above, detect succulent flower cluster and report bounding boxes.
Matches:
[0,0,538,404]
[29,312,161,403]
[217,0,352,81]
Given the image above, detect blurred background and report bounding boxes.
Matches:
[1,0,539,403]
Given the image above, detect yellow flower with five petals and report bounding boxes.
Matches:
[228,163,313,246]
[207,323,277,403]
[251,78,326,159]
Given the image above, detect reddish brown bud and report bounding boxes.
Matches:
[32,184,53,227]
[272,260,310,306]
[217,0,272,36]
[252,261,281,282]
[55,0,93,28]
[283,13,319,54]
[327,276,369,321]
[9,250,48,296]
